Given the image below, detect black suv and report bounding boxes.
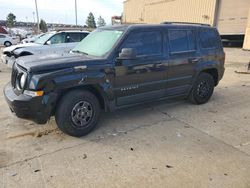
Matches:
[4,23,225,137]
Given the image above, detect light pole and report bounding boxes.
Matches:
[75,0,78,26]
[25,16,28,27]
[32,12,35,24]
[35,0,40,33]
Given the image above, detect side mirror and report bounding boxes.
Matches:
[46,40,51,45]
[118,48,137,60]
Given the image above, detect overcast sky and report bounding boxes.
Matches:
[0,0,124,25]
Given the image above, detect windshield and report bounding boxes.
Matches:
[72,29,123,57]
[34,33,54,44]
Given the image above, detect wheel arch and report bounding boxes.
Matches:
[201,68,219,86]
[4,41,12,46]
[18,51,33,57]
[53,84,108,115]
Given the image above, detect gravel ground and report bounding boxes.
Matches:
[0,48,250,188]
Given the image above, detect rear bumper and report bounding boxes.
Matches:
[4,83,56,124]
[219,67,225,81]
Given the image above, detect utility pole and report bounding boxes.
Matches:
[35,0,40,33]
[32,12,35,24]
[75,0,78,26]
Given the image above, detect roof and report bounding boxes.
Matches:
[50,29,90,33]
[58,30,90,33]
[101,23,212,31]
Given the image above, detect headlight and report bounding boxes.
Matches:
[20,74,26,88]
[16,73,27,90]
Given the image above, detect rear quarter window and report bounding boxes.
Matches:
[199,29,219,49]
[168,29,196,54]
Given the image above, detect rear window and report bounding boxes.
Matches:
[199,29,219,49]
[122,31,162,56]
[168,29,196,53]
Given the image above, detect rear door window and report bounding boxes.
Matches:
[66,33,88,43]
[199,29,219,49]
[168,29,196,54]
[122,31,162,56]
[66,33,80,43]
[80,33,89,40]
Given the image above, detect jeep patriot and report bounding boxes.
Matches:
[4,23,225,137]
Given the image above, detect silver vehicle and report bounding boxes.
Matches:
[21,33,45,44]
[2,30,89,66]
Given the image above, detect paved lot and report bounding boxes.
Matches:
[0,48,250,188]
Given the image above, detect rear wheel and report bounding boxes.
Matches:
[4,41,12,47]
[55,90,100,137]
[189,72,215,104]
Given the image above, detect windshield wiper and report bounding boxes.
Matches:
[71,50,89,56]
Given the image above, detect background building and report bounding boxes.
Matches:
[123,0,250,49]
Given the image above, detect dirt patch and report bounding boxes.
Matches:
[7,126,62,139]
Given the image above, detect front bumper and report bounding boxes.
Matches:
[1,54,15,67]
[4,83,56,124]
[1,54,7,64]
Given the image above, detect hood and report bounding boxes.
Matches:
[16,52,105,73]
[14,43,77,57]
[3,43,41,53]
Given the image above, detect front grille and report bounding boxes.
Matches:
[11,64,18,88]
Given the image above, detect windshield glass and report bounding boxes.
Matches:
[34,33,54,44]
[72,29,123,57]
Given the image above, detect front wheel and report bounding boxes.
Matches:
[189,73,215,105]
[55,90,101,137]
[4,41,12,47]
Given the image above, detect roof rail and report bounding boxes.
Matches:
[161,22,211,26]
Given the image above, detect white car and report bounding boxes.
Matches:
[2,30,89,66]
[0,34,19,47]
[21,33,45,44]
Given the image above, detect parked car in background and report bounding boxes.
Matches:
[3,23,225,137]
[1,30,89,66]
[0,34,19,47]
[21,33,45,44]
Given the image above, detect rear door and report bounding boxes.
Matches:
[114,29,168,106]
[167,28,198,96]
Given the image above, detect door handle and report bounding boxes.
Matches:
[189,58,201,63]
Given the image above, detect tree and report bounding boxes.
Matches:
[97,16,106,27]
[39,19,48,32]
[6,13,16,28]
[86,12,96,28]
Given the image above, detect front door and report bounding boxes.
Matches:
[114,30,168,106]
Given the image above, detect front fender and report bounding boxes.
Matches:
[28,67,114,111]
[13,48,33,57]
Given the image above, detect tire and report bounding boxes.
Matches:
[189,72,215,105]
[4,41,12,47]
[55,90,101,137]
